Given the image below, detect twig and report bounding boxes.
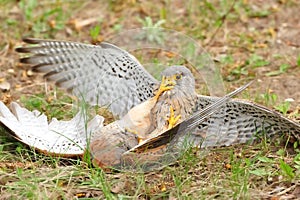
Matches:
[204,0,237,47]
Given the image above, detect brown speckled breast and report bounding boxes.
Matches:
[150,89,197,133]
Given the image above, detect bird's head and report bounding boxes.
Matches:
[159,66,195,96]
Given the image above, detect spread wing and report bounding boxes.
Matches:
[16,38,159,118]
[192,95,300,147]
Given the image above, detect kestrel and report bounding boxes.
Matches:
[7,38,300,171]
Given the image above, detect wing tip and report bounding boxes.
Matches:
[31,63,49,72]
[22,37,43,44]
[15,47,31,53]
[15,38,43,53]
[19,57,32,64]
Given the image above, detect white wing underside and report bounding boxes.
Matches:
[0,102,104,156]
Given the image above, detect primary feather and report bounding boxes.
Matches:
[16,38,158,118]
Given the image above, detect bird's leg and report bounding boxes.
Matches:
[125,128,144,144]
[154,76,175,100]
[167,105,181,129]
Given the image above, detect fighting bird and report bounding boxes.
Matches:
[0,38,298,171]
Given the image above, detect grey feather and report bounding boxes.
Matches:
[16,38,159,118]
[190,95,300,147]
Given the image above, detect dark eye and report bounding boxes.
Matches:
[175,74,182,80]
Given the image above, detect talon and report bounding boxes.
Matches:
[125,128,144,144]
[137,138,144,144]
[167,105,181,129]
[154,76,176,100]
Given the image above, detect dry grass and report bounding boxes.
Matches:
[0,0,300,199]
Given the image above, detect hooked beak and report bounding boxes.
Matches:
[161,76,176,88]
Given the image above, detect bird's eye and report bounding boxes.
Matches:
[175,74,182,80]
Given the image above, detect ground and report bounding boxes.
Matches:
[0,0,300,199]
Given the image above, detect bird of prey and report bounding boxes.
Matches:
[2,38,298,171]
[0,79,251,171]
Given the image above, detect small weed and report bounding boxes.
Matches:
[90,24,102,42]
[246,54,270,68]
[266,63,290,76]
[160,7,167,20]
[229,154,251,199]
[294,153,300,176]
[242,2,271,18]
[19,0,38,21]
[249,168,271,176]
[274,101,291,115]
[138,16,165,29]
[247,9,270,18]
[276,148,286,157]
[20,90,74,120]
[6,18,18,26]
[112,23,122,32]
[133,173,146,197]
[260,92,278,107]
[231,66,249,77]
[137,16,166,44]
[87,168,115,199]
[279,159,295,180]
[220,54,234,65]
[18,0,70,37]
[227,54,269,81]
[249,156,274,177]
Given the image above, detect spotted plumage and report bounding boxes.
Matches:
[11,38,300,171]
[16,38,158,118]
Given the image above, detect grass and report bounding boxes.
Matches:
[19,90,75,120]
[0,0,300,199]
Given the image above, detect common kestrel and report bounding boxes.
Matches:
[7,38,299,171]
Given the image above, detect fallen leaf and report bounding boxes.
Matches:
[224,163,231,170]
[68,17,99,31]
[27,69,34,77]
[7,69,15,74]
[160,182,167,192]
[0,81,10,92]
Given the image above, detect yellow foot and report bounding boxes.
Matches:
[167,105,181,129]
[154,76,175,100]
[125,128,144,144]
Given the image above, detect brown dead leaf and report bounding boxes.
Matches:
[26,69,34,77]
[68,17,99,32]
[75,192,87,198]
[15,84,21,89]
[48,20,56,29]
[224,163,231,170]
[0,161,34,170]
[1,94,12,104]
[0,81,11,92]
[292,185,300,198]
[255,43,268,48]
[164,51,176,58]
[160,182,167,192]
[21,70,27,80]
[270,196,279,200]
[7,69,15,75]
[268,27,277,39]
[110,181,126,194]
